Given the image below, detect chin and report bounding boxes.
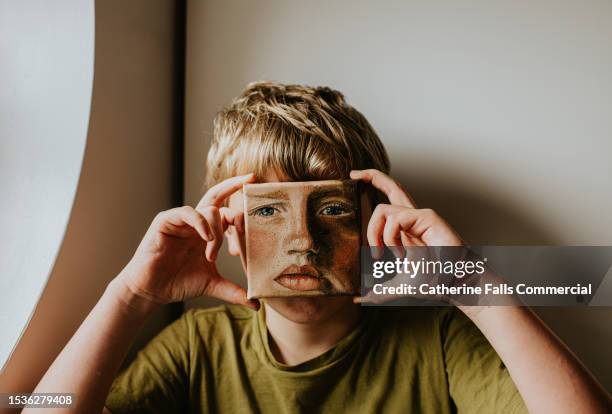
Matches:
[264,296,355,324]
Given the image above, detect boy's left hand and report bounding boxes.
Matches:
[351,169,477,305]
[350,169,464,248]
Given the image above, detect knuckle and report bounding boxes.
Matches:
[201,191,219,206]
[200,205,218,217]
[383,231,395,243]
[153,209,172,222]
[206,205,219,214]
[208,194,219,205]
[385,214,398,226]
[421,208,437,217]
[373,203,390,215]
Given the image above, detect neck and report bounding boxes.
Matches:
[264,300,362,366]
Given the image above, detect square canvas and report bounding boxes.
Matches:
[244,180,362,298]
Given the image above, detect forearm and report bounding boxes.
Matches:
[460,305,611,414]
[26,273,159,413]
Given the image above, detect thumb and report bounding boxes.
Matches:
[207,275,260,310]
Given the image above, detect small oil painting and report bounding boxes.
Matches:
[244,180,362,298]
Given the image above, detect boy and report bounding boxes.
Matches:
[29,82,610,413]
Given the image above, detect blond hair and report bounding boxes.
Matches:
[205,81,390,189]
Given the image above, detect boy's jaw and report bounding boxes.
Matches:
[263,295,362,367]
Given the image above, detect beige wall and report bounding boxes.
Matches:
[184,0,612,390]
[0,0,181,395]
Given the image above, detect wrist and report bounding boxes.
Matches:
[106,275,161,321]
[457,302,529,326]
[456,304,487,322]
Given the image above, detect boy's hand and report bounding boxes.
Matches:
[114,173,259,309]
[351,169,471,305]
[350,169,464,247]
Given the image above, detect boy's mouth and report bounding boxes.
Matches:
[275,265,326,291]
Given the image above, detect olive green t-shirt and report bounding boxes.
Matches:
[105,305,527,413]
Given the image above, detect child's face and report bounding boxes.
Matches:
[227,169,364,323]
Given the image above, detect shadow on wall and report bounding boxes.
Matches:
[397,167,612,393]
[403,174,557,245]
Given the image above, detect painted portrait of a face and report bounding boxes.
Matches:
[244,180,361,298]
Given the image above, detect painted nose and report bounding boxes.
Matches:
[285,212,318,256]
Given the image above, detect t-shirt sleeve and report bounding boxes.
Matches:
[441,308,528,414]
[104,310,193,413]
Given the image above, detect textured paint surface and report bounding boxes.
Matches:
[244,180,361,298]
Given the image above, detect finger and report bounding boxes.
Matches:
[200,206,223,261]
[382,215,405,258]
[354,287,392,305]
[350,169,416,208]
[354,292,376,304]
[401,232,426,247]
[220,207,245,233]
[355,274,422,305]
[162,207,213,242]
[208,276,260,310]
[367,204,389,247]
[382,215,402,247]
[353,287,395,305]
[198,173,256,209]
[394,208,437,243]
[353,288,380,304]
[367,204,391,259]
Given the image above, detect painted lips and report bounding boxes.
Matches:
[275,264,326,291]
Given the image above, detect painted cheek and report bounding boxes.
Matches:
[320,221,361,290]
[249,225,274,266]
[248,218,290,278]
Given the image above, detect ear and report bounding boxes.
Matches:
[225,226,242,256]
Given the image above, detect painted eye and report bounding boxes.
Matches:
[254,206,278,217]
[319,203,352,216]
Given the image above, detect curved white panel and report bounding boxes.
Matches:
[0,0,94,368]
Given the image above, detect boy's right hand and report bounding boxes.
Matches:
[114,173,259,310]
